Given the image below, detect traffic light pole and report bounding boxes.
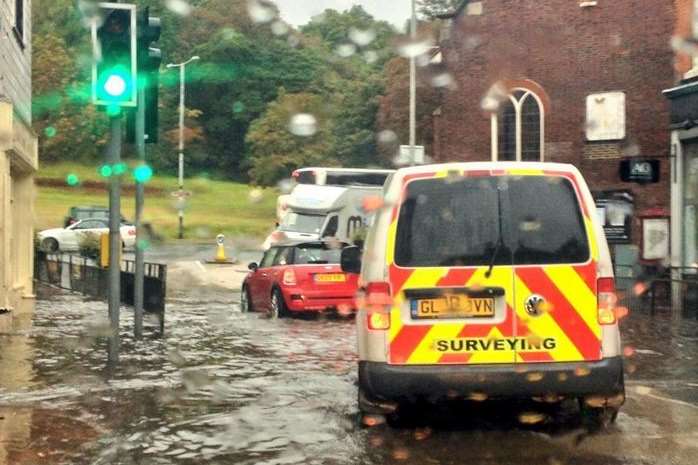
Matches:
[107,114,122,364]
[134,86,146,339]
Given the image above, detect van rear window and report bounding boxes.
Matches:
[394,176,589,267]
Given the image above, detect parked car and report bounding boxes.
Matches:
[63,206,130,228]
[344,162,624,428]
[38,219,136,253]
[241,241,359,317]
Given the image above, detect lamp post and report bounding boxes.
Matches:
[409,0,417,166]
[166,55,199,239]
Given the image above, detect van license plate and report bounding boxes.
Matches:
[315,273,346,283]
[411,296,495,319]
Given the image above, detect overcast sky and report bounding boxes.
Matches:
[274,0,413,30]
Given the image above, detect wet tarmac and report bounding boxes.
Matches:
[1,282,698,465]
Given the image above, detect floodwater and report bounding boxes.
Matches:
[1,284,698,465]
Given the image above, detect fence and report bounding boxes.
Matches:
[35,251,167,331]
[617,266,698,319]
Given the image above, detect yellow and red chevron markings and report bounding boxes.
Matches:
[384,168,602,366]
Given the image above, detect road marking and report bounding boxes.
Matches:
[632,386,698,410]
[196,262,206,273]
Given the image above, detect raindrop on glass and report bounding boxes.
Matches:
[247,0,276,24]
[336,43,357,58]
[45,126,57,138]
[165,0,192,16]
[248,188,264,203]
[349,28,376,47]
[396,38,434,59]
[377,129,397,144]
[271,20,288,36]
[364,50,379,64]
[66,173,80,186]
[288,113,318,137]
[431,72,455,88]
[277,178,294,194]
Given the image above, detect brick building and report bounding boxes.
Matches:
[0,0,38,314]
[430,0,690,275]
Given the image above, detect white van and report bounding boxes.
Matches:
[276,168,394,222]
[342,162,625,428]
[272,184,382,245]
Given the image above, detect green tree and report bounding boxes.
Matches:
[246,91,337,186]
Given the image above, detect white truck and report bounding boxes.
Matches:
[266,183,386,248]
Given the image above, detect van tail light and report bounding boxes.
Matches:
[283,269,297,286]
[597,277,618,325]
[364,282,392,331]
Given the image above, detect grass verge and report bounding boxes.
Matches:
[36,162,277,242]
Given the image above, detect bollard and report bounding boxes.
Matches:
[205,234,236,265]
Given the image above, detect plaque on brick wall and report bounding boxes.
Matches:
[586,92,626,141]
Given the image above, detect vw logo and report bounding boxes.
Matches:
[525,294,545,316]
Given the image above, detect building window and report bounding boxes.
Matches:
[491,89,545,161]
[14,0,24,42]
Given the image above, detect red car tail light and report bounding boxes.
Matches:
[597,277,617,325]
[364,281,392,330]
[283,269,297,285]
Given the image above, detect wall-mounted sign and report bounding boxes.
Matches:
[586,92,626,141]
[642,217,669,261]
[593,190,634,244]
[620,159,660,183]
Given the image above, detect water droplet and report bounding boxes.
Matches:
[349,28,376,47]
[518,411,546,424]
[526,372,544,382]
[247,0,276,24]
[137,239,151,251]
[288,113,318,137]
[574,366,591,377]
[364,50,379,64]
[335,43,357,58]
[623,143,641,157]
[44,126,57,138]
[165,0,192,16]
[270,20,288,36]
[378,129,397,144]
[431,72,455,88]
[362,414,385,427]
[362,195,385,212]
[287,35,300,48]
[396,38,434,59]
[633,281,648,296]
[468,392,488,401]
[248,188,264,203]
[481,83,509,112]
[413,427,432,440]
[276,178,294,194]
[392,447,410,460]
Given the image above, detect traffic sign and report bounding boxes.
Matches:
[396,145,425,166]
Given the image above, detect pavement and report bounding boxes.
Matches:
[1,244,697,465]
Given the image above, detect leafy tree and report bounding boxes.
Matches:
[301,6,396,67]
[417,0,462,19]
[246,91,337,186]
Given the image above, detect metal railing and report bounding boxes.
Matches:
[35,251,167,331]
[617,266,698,319]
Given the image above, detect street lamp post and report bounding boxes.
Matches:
[409,0,417,166]
[166,55,199,239]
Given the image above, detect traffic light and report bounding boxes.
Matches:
[127,7,162,144]
[91,3,138,109]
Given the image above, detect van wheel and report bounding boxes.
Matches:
[580,402,618,431]
[270,288,288,318]
[240,286,253,313]
[42,238,59,253]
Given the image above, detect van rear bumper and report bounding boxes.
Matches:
[358,357,624,410]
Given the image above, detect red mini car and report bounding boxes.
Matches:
[241,241,359,317]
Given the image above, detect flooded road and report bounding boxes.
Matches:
[1,283,698,465]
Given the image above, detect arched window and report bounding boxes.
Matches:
[491,88,545,161]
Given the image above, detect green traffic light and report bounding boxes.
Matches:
[66,174,79,186]
[97,66,133,103]
[133,164,153,183]
[113,162,127,176]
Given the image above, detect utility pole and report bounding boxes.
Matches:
[134,85,145,339]
[107,115,122,364]
[409,0,417,167]
[167,56,199,239]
